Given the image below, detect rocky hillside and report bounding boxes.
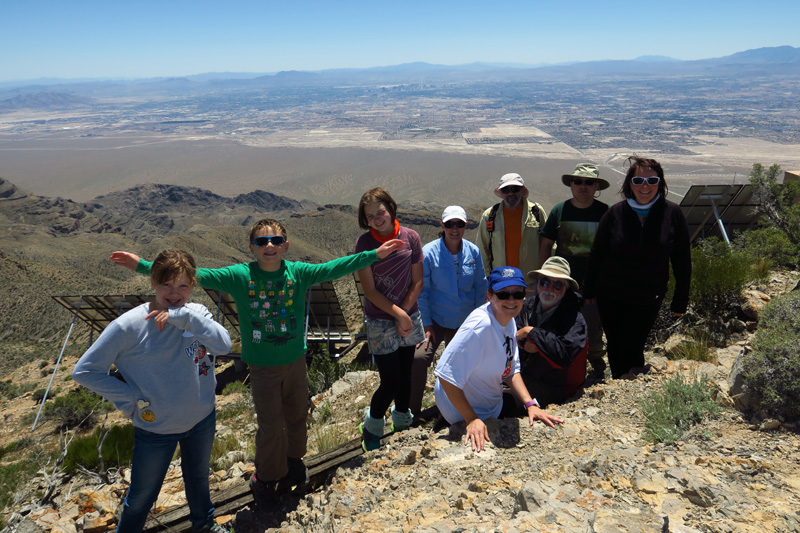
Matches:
[5,313,800,532]
[0,176,445,373]
[3,175,799,532]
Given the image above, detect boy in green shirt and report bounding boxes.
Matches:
[111,218,402,502]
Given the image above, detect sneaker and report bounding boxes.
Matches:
[390,407,413,432]
[358,422,381,451]
[287,457,310,487]
[209,524,229,533]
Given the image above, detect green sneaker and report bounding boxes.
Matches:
[358,422,381,451]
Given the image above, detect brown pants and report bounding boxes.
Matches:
[249,358,308,482]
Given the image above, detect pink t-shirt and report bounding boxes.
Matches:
[354,226,423,320]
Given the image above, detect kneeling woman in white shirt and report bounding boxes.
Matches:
[434,266,563,452]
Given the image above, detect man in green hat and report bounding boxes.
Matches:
[538,163,610,380]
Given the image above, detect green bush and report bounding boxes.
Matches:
[221,381,250,396]
[690,237,758,316]
[734,227,800,270]
[0,438,33,462]
[741,292,800,421]
[639,373,720,444]
[308,353,349,397]
[43,388,111,429]
[0,459,41,516]
[665,329,713,363]
[63,424,135,474]
[0,380,35,400]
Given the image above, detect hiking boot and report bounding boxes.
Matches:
[588,358,606,380]
[287,457,310,487]
[358,422,381,451]
[390,406,413,432]
[248,473,277,506]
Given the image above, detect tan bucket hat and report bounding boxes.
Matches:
[527,256,579,291]
[561,163,610,190]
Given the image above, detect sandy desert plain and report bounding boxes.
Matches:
[2,115,800,211]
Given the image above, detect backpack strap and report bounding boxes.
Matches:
[485,203,501,270]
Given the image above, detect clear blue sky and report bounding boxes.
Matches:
[2,0,798,82]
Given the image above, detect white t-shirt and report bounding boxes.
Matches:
[434,302,521,423]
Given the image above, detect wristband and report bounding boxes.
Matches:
[524,398,539,409]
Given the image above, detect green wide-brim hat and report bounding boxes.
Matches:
[561,163,610,190]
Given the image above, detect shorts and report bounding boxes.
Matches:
[366,310,425,355]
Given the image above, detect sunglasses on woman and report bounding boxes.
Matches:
[252,235,286,247]
[494,290,526,300]
[571,178,596,186]
[443,220,466,229]
[538,278,565,290]
[631,176,660,186]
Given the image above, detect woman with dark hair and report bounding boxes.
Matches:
[583,156,691,379]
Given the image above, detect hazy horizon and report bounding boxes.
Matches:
[3,1,799,82]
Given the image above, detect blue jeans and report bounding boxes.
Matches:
[116,410,216,533]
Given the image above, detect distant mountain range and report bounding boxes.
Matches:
[1,46,798,101]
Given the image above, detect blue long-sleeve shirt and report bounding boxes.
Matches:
[73,303,232,434]
[418,237,488,329]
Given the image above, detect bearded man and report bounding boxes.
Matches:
[514,257,588,407]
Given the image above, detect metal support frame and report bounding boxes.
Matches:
[32,303,89,431]
[699,194,731,245]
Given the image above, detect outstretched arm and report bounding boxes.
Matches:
[110,251,141,272]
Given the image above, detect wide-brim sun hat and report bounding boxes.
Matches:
[489,266,526,291]
[442,205,468,223]
[493,172,529,199]
[561,163,610,190]
[527,256,579,291]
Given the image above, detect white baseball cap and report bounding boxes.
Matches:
[442,205,468,223]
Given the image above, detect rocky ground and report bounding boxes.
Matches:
[4,273,800,533]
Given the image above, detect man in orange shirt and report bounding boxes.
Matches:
[476,173,548,283]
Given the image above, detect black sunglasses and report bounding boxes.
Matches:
[500,186,522,194]
[538,278,565,290]
[443,220,466,229]
[572,178,596,186]
[631,176,660,186]
[494,290,526,300]
[252,235,286,247]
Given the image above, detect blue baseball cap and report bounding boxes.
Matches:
[488,266,526,291]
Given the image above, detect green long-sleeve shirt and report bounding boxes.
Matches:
[137,250,378,366]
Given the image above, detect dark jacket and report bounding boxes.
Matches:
[583,197,692,313]
[515,291,588,407]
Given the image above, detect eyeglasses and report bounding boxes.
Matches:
[572,178,596,186]
[494,290,526,300]
[631,176,660,186]
[252,235,286,247]
[443,220,466,229]
[500,186,522,194]
[538,278,565,290]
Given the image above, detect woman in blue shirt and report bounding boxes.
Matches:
[409,206,488,418]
